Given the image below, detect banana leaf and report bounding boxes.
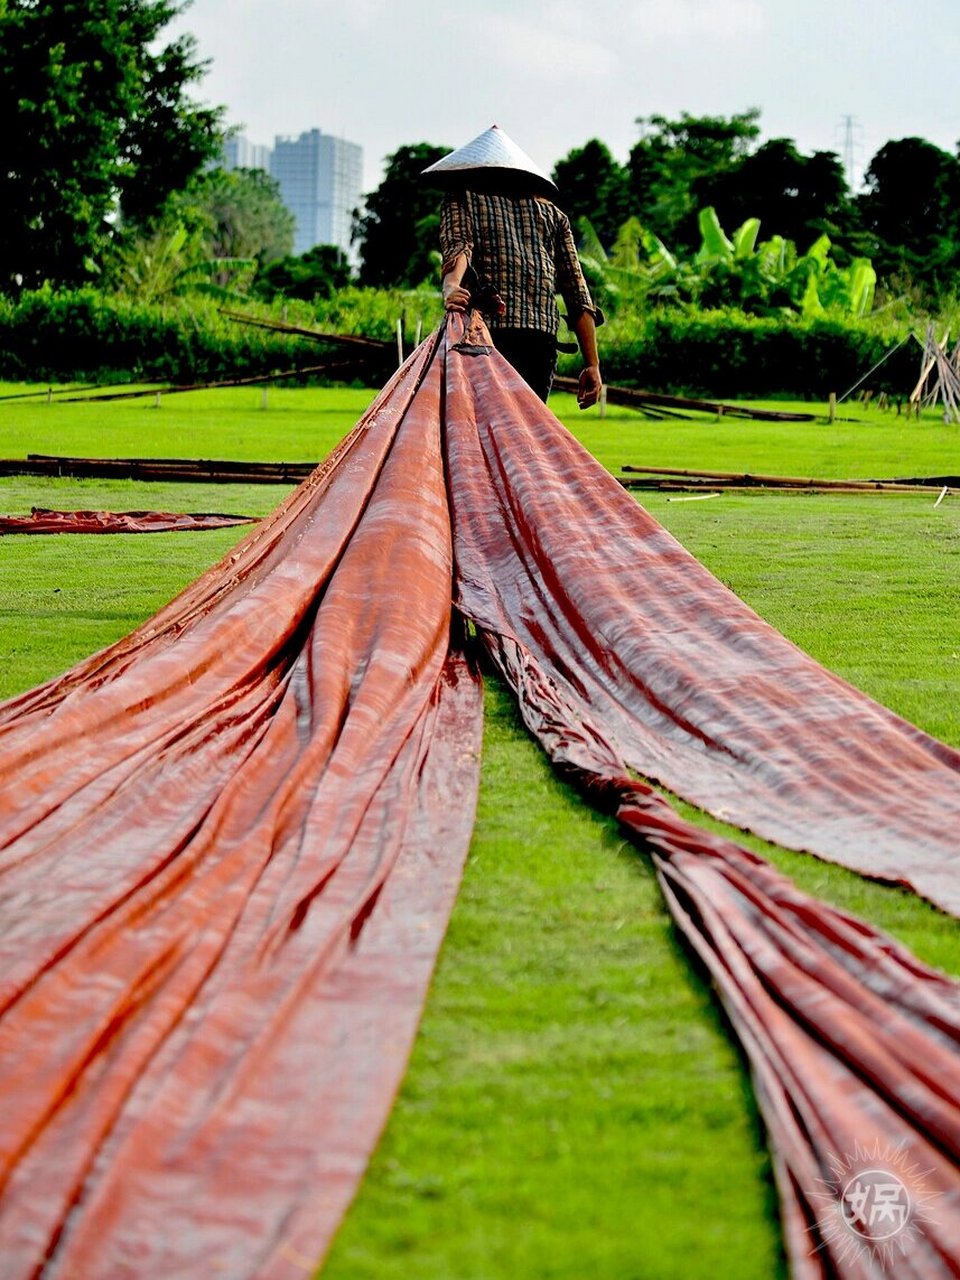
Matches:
[848,258,877,318]
[803,234,832,267]
[732,218,761,260]
[800,269,825,319]
[575,217,609,269]
[695,207,734,265]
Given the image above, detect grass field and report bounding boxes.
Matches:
[1,379,958,1279]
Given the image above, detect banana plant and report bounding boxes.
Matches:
[109,221,257,304]
[577,214,683,309]
[695,207,761,265]
[578,208,875,319]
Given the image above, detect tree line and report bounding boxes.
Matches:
[3,1,960,313]
[0,0,305,301]
[356,114,960,306]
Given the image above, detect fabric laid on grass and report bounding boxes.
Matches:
[0,332,484,1278]
[442,327,960,917]
[0,313,958,1278]
[0,507,258,535]
[441,317,960,1276]
[487,631,960,1277]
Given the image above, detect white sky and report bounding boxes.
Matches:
[169,0,960,196]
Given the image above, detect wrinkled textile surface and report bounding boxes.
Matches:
[443,329,960,917]
[0,508,258,535]
[487,631,960,1277]
[0,334,483,1277]
[0,315,958,1278]
[440,324,960,1277]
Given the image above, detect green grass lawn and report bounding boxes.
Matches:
[1,381,958,1279]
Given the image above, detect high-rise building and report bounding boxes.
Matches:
[222,135,273,174]
[269,129,364,262]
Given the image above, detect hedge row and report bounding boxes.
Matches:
[0,289,314,384]
[559,310,917,399]
[0,288,919,399]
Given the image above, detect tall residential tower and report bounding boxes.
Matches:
[223,128,364,264]
[270,129,363,261]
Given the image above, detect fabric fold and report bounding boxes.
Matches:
[0,331,484,1277]
[0,508,257,535]
[0,313,957,1279]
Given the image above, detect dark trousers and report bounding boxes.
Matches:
[490,328,557,402]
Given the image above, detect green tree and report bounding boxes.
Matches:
[0,0,224,291]
[858,137,960,292]
[108,167,294,300]
[354,142,449,287]
[694,139,855,252]
[627,109,761,250]
[552,139,631,249]
[172,167,296,264]
[253,244,353,303]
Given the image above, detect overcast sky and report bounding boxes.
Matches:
[169,0,960,195]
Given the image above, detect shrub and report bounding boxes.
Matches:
[558,307,916,398]
[0,286,921,399]
[0,288,312,383]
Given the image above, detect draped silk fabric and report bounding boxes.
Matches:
[0,315,957,1277]
[0,508,257,535]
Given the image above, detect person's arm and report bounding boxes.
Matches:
[441,251,472,313]
[555,212,603,409]
[439,195,473,313]
[572,310,602,409]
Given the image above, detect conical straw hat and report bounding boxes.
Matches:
[422,124,558,195]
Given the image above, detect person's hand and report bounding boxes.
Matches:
[442,283,471,313]
[577,365,602,410]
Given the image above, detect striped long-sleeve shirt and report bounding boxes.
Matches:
[439,190,600,335]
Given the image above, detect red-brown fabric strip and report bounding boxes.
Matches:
[483,628,960,1278]
[0,333,484,1276]
[0,509,257,535]
[440,314,960,1275]
[443,317,960,916]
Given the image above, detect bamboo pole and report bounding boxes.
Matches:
[619,464,958,493]
[910,325,947,403]
[0,454,318,484]
[551,377,815,422]
[59,359,363,404]
[219,309,389,350]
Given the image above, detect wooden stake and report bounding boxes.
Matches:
[911,325,948,403]
[828,392,837,422]
[396,319,403,367]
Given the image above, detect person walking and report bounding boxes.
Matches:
[423,124,603,408]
